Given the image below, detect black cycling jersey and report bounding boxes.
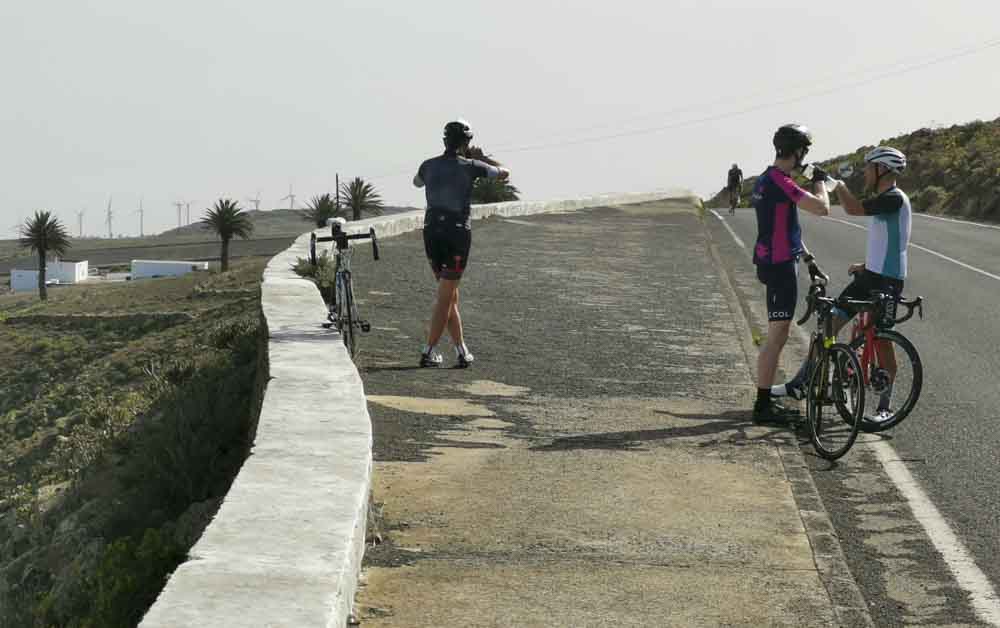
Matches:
[415,151,500,280]
[728,167,743,187]
[414,153,500,217]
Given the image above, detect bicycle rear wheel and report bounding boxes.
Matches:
[849,329,922,432]
[335,272,356,358]
[808,344,864,460]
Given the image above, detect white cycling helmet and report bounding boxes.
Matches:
[864,146,906,173]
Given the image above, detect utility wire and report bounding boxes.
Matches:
[500,36,1000,153]
[492,35,1000,148]
[370,34,1000,181]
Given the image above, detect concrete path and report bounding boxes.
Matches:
[349,201,869,627]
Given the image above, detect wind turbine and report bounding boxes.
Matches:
[173,201,184,229]
[105,197,114,239]
[76,209,85,238]
[281,184,296,210]
[135,198,144,237]
[246,191,262,211]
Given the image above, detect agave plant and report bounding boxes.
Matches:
[18,210,71,300]
[303,193,342,228]
[339,177,383,221]
[200,199,254,272]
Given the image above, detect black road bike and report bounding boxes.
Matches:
[309,221,379,359]
[796,263,866,460]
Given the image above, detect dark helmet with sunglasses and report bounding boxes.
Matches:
[773,124,813,167]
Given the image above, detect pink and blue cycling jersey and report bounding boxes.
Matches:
[751,166,807,265]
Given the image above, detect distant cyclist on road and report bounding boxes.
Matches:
[413,119,510,368]
[772,147,911,417]
[727,163,743,214]
[752,124,831,424]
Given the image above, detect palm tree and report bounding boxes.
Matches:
[471,178,520,204]
[464,145,519,204]
[18,211,71,301]
[200,199,254,272]
[340,177,384,221]
[303,193,341,227]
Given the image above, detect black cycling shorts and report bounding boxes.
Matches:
[757,261,798,322]
[423,210,471,280]
[836,269,904,318]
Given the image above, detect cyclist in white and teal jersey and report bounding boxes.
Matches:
[773,146,912,416]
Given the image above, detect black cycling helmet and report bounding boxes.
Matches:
[443,119,474,149]
[773,124,813,159]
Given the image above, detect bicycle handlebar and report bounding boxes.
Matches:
[795,261,830,326]
[311,226,380,262]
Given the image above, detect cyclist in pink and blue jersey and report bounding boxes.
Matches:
[751,124,832,424]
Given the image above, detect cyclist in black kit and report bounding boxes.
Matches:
[414,119,510,367]
[727,163,743,214]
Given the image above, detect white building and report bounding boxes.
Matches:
[131,259,209,280]
[10,260,89,293]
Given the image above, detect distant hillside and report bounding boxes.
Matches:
[156,206,420,239]
[709,116,1000,221]
[0,207,419,272]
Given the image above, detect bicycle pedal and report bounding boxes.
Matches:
[360,322,371,333]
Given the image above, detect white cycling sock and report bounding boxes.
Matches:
[456,343,470,357]
[422,344,435,356]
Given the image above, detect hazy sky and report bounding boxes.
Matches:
[3,0,1000,237]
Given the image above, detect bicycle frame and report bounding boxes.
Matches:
[848,294,923,387]
[309,223,380,355]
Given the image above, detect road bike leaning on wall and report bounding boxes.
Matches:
[309,217,379,359]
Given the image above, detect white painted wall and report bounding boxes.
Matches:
[131,260,209,279]
[10,260,89,292]
[11,270,40,293]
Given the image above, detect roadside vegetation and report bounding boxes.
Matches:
[303,193,344,228]
[708,116,1000,221]
[340,177,384,221]
[0,259,269,627]
[469,145,519,204]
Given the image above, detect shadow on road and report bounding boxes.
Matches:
[361,365,423,373]
[529,409,803,452]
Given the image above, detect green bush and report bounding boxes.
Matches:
[293,252,337,303]
[911,185,950,213]
[77,528,184,628]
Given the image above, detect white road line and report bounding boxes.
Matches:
[915,212,1000,231]
[869,440,1000,625]
[714,212,1000,626]
[709,209,747,250]
[823,216,1000,282]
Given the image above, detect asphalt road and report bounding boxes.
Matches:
[349,203,862,626]
[711,205,1000,626]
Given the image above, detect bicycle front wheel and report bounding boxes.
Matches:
[849,329,922,433]
[336,272,356,358]
[808,344,865,461]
